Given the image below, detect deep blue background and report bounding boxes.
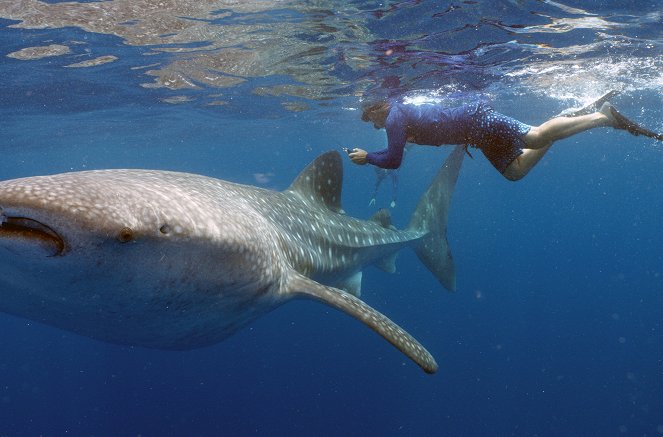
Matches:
[1,1,663,436]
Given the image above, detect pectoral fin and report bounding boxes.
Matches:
[285,270,438,374]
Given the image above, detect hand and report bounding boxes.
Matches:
[348,148,368,165]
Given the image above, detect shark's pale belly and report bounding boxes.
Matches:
[0,242,283,350]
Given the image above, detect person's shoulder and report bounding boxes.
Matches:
[387,100,404,111]
[385,101,406,122]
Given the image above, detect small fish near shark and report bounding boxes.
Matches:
[0,146,465,373]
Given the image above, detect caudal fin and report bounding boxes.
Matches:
[408,146,465,291]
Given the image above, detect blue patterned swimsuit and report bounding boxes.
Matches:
[366,102,531,173]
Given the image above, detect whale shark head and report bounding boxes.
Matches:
[0,170,279,269]
[0,170,286,349]
[0,170,256,255]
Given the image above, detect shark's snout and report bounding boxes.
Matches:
[0,209,65,256]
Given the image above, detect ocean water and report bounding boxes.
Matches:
[1,1,663,435]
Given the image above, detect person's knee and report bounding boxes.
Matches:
[502,162,528,181]
[502,170,524,181]
[523,126,544,148]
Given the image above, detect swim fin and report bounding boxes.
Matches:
[608,105,663,141]
[563,90,621,117]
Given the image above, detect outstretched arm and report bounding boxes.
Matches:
[365,119,408,169]
[350,104,408,168]
[349,142,406,168]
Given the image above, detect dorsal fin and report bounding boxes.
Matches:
[286,151,343,213]
[284,270,438,374]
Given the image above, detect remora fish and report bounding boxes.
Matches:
[0,146,464,373]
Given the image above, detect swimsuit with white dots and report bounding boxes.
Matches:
[467,103,532,173]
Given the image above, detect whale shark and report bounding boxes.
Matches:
[0,146,464,373]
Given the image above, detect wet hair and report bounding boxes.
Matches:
[361,100,390,122]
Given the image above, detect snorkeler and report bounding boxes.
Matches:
[348,92,663,181]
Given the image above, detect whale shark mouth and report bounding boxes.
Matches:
[0,214,65,256]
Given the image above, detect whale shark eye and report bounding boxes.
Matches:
[117,227,134,243]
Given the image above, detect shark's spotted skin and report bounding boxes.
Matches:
[0,147,464,373]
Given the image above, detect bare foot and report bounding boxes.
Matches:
[599,102,617,127]
[600,102,663,140]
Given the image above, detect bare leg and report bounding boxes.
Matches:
[524,111,612,149]
[503,108,613,181]
[502,145,553,181]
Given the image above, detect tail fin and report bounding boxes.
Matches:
[408,146,465,291]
